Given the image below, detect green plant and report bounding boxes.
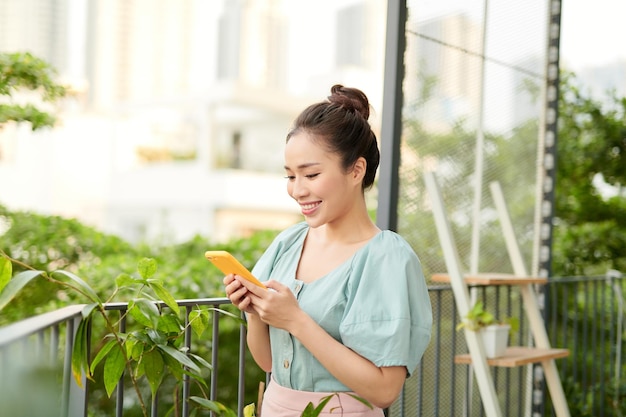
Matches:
[0,253,239,417]
[0,51,68,130]
[301,393,373,417]
[456,300,519,334]
[240,393,373,417]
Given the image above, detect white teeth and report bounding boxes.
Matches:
[301,203,318,210]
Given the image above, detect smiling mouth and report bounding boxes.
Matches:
[300,202,320,210]
[299,201,321,215]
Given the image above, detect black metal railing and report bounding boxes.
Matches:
[1,273,624,417]
[390,271,625,417]
[0,298,246,417]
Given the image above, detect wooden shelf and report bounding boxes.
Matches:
[431,272,547,286]
[454,346,570,367]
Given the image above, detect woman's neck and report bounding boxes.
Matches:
[309,214,380,246]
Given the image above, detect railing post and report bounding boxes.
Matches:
[182,305,193,417]
[211,307,221,417]
[65,315,88,417]
[237,316,247,417]
[116,312,127,417]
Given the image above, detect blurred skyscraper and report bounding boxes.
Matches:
[0,0,386,243]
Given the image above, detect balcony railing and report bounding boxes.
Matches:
[1,273,624,417]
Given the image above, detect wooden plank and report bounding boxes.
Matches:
[454,347,570,367]
[425,171,503,417]
[431,273,547,285]
[491,181,571,417]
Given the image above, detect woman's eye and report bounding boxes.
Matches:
[284,175,295,180]
[305,173,320,179]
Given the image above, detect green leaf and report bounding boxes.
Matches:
[346,393,373,409]
[142,349,165,397]
[243,403,256,417]
[300,402,316,417]
[189,309,209,338]
[311,395,333,416]
[0,257,11,292]
[129,298,160,328]
[51,270,101,303]
[157,313,183,334]
[189,396,222,412]
[162,350,184,380]
[138,258,157,279]
[188,352,212,371]
[146,328,168,345]
[0,270,44,310]
[71,314,92,387]
[148,279,180,315]
[128,338,145,361]
[90,338,118,375]
[115,273,141,288]
[81,302,98,319]
[209,307,247,326]
[181,367,209,387]
[157,344,200,374]
[128,329,151,345]
[189,397,236,416]
[103,343,126,397]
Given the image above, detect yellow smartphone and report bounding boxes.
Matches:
[204,250,266,288]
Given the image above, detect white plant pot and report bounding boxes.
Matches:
[480,324,511,358]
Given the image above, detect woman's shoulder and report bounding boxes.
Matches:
[370,230,417,255]
[355,230,423,273]
[273,221,308,243]
[263,221,308,254]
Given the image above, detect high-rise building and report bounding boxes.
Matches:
[0,0,70,74]
[404,13,483,133]
[0,0,386,243]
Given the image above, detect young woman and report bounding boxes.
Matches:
[224,85,432,416]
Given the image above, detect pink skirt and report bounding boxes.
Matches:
[261,378,384,417]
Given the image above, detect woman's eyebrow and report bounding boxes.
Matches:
[284,162,321,170]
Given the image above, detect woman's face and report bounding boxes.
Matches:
[284,132,363,228]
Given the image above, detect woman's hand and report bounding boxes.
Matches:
[233,277,306,332]
[223,274,257,315]
[224,274,272,371]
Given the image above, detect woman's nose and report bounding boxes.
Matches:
[289,177,308,199]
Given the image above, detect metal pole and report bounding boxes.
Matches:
[532,1,562,414]
[376,0,407,232]
[469,0,489,276]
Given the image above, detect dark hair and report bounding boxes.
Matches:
[286,84,380,190]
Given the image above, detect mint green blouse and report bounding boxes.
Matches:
[251,222,432,392]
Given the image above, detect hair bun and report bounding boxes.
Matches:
[328,84,370,120]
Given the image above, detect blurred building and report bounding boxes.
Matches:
[0,0,386,243]
[404,13,483,133]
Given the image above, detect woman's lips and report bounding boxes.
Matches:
[300,201,321,215]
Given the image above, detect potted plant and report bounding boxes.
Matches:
[456,300,519,358]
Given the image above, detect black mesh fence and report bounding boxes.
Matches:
[391,1,550,415]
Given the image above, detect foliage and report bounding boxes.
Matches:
[0,254,239,417]
[552,71,626,276]
[0,51,68,130]
[399,117,538,279]
[0,205,373,417]
[562,377,626,417]
[0,204,277,327]
[236,393,373,417]
[300,393,373,417]
[455,300,519,333]
[0,204,140,325]
[400,67,626,281]
[0,204,275,414]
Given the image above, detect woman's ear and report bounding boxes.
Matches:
[351,157,367,183]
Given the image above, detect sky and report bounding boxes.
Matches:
[560,0,626,71]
